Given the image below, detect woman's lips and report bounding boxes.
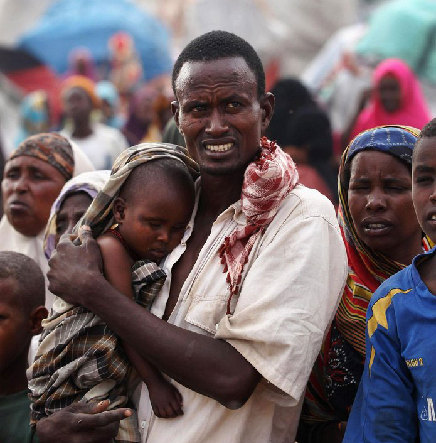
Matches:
[8,200,30,213]
[361,221,393,236]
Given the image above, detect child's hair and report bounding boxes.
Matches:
[413,118,436,161]
[0,251,45,312]
[119,158,196,203]
[419,118,436,139]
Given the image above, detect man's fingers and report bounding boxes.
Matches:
[78,225,92,243]
[74,408,132,429]
[88,399,110,414]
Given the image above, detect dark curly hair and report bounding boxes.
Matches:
[413,118,436,161]
[172,30,265,98]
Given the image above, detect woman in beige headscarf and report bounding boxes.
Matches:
[0,133,94,308]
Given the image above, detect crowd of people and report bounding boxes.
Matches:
[1,27,436,443]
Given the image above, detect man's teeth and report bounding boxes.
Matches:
[205,143,233,152]
[365,223,388,230]
[431,214,436,220]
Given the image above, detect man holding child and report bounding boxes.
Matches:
[39,31,347,442]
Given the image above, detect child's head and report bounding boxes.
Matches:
[412,118,436,244]
[0,252,47,376]
[113,158,195,262]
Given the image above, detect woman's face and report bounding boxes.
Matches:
[378,74,402,113]
[2,156,66,237]
[55,192,92,246]
[348,150,422,264]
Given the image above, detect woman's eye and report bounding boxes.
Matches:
[416,176,432,184]
[32,171,46,180]
[5,171,18,179]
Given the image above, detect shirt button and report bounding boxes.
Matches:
[141,421,146,429]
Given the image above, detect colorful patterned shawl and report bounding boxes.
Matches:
[300,125,431,432]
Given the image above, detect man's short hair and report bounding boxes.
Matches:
[0,251,45,312]
[172,30,265,98]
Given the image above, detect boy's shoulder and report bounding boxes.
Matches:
[97,230,132,263]
[369,247,436,313]
[369,263,415,312]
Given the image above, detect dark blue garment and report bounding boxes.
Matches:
[345,247,436,442]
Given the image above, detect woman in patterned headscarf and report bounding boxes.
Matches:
[0,133,94,308]
[298,125,432,443]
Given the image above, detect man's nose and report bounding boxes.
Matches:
[205,109,228,136]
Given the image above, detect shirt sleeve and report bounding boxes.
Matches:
[345,288,418,443]
[215,203,347,405]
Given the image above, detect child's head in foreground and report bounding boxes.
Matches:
[412,118,436,244]
[113,158,195,263]
[0,251,47,381]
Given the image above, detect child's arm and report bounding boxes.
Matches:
[97,234,183,418]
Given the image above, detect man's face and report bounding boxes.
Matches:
[173,57,273,176]
[63,87,93,123]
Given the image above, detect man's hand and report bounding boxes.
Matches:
[36,400,132,443]
[47,226,104,307]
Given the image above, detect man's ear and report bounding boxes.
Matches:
[29,306,48,335]
[260,92,275,136]
[113,197,126,224]
[171,100,180,128]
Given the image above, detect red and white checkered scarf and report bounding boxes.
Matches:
[219,137,299,313]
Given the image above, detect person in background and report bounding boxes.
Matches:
[43,170,109,259]
[298,125,429,443]
[344,118,436,443]
[61,75,128,170]
[0,251,47,443]
[343,59,431,145]
[161,118,185,147]
[65,47,98,82]
[267,78,338,202]
[109,32,143,100]
[14,91,51,147]
[122,85,157,146]
[0,133,93,309]
[96,81,125,130]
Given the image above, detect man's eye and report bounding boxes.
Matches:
[192,105,207,112]
[227,102,241,109]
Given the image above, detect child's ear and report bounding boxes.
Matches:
[29,306,48,335]
[113,197,126,224]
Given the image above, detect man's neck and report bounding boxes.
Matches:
[72,120,93,139]
[198,173,244,219]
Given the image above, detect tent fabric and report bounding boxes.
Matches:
[356,0,436,84]
[18,0,172,81]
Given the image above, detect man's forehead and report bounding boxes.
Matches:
[174,57,256,96]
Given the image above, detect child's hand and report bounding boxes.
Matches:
[148,379,183,418]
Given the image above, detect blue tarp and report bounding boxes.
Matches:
[18,0,172,81]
